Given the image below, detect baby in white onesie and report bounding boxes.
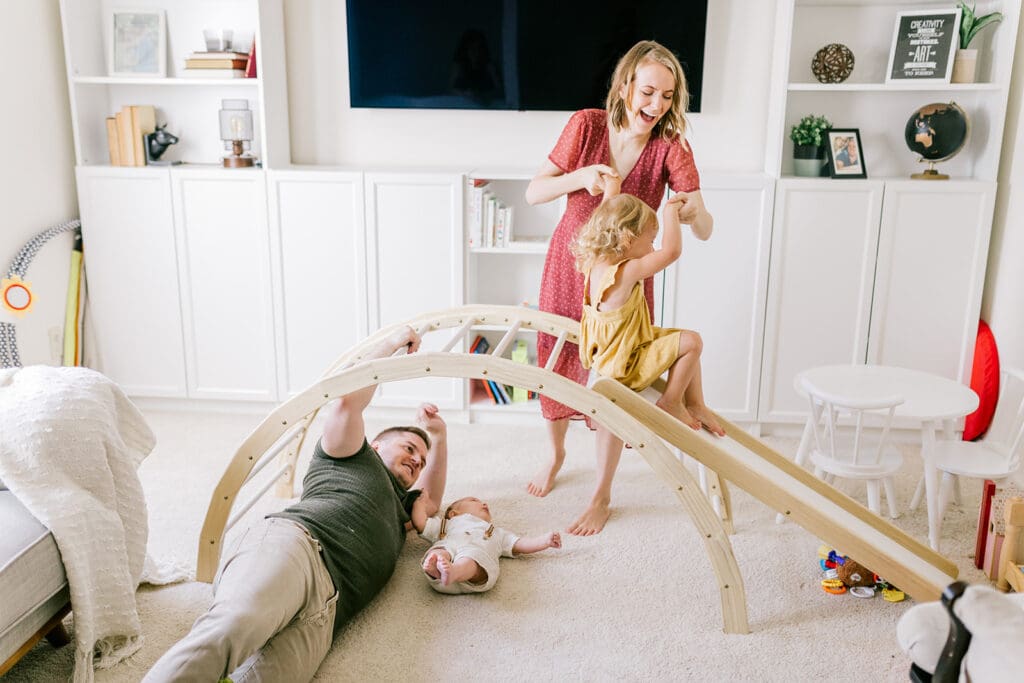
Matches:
[416,496,561,594]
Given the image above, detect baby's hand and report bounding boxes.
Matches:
[662,192,686,223]
[578,164,618,196]
[600,173,622,202]
[546,531,562,550]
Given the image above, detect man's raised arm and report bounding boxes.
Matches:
[321,326,421,458]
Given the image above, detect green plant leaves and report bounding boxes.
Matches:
[958,1,1003,49]
[789,114,833,146]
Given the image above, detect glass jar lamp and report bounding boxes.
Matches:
[219,99,255,168]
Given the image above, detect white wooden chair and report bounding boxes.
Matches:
[910,369,1024,541]
[803,380,905,518]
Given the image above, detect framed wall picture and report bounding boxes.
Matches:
[825,129,867,179]
[109,8,167,77]
[886,8,961,83]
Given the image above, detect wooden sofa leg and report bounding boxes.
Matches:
[44,621,71,648]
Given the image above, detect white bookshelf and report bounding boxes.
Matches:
[768,0,1019,180]
[59,0,290,168]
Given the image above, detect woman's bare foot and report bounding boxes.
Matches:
[655,397,701,430]
[688,404,725,436]
[567,498,611,536]
[527,455,564,497]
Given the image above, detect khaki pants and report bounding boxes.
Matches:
[144,517,338,683]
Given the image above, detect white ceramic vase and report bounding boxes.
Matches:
[951,49,978,84]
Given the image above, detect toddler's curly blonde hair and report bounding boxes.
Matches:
[571,194,657,273]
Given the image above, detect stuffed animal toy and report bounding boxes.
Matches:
[836,557,875,588]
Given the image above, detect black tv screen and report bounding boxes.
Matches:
[346,1,707,112]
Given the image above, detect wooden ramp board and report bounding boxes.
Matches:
[592,377,958,602]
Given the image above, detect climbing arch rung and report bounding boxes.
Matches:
[490,319,522,358]
[243,426,305,486]
[440,319,476,353]
[228,461,292,532]
[544,331,569,371]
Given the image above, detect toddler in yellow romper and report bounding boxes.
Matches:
[572,192,723,434]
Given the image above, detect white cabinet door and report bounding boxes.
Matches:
[364,173,463,408]
[759,179,884,423]
[662,174,774,422]
[76,167,187,397]
[268,170,366,398]
[869,180,995,383]
[171,168,277,401]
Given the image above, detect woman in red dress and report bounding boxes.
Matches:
[525,40,716,535]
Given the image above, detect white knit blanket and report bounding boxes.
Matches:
[0,366,157,682]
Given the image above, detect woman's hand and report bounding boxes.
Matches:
[674,190,707,225]
[576,164,618,196]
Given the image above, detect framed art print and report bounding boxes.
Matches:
[109,9,167,77]
[826,128,867,179]
[886,8,961,83]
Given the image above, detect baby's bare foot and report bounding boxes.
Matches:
[527,457,563,497]
[655,398,701,431]
[422,552,441,580]
[437,555,453,586]
[688,404,725,437]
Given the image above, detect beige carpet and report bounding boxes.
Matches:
[7,407,989,682]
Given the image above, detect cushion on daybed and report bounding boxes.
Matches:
[0,490,69,664]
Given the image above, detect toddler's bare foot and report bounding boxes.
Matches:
[527,456,563,497]
[688,404,725,436]
[422,552,441,580]
[655,398,701,431]
[436,555,453,586]
[567,499,611,536]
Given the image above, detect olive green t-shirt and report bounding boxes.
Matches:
[270,438,420,631]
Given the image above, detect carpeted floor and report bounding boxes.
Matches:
[7,406,990,682]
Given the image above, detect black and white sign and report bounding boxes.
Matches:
[886,8,962,83]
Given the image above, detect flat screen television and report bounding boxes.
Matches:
[346,1,707,112]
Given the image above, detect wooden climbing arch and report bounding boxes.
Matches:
[196,305,750,634]
[197,304,959,635]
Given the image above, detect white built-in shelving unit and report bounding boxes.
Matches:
[767,0,1019,180]
[59,0,289,167]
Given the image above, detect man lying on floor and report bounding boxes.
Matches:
[144,326,448,682]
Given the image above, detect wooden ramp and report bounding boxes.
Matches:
[592,378,958,601]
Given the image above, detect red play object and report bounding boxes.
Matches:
[963,320,999,441]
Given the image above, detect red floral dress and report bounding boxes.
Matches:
[537,109,701,421]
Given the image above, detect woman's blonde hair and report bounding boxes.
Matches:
[571,194,657,273]
[606,40,689,141]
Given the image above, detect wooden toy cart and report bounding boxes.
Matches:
[997,496,1024,592]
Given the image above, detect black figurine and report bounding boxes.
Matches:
[144,125,181,165]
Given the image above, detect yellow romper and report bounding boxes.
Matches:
[579,260,682,391]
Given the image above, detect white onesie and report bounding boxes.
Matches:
[421,513,519,594]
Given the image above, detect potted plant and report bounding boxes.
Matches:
[790,114,832,177]
[953,1,1003,83]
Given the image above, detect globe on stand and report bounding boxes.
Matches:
[904,102,969,180]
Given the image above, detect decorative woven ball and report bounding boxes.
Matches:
[811,43,855,83]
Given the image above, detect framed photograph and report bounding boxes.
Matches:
[825,129,867,179]
[886,8,961,83]
[109,9,167,77]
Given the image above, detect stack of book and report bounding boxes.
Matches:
[183,50,252,78]
[467,179,514,248]
[105,105,156,166]
[469,335,536,404]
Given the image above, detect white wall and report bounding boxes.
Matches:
[282,0,776,173]
[0,0,78,367]
[4,0,1023,372]
[985,5,1024,370]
